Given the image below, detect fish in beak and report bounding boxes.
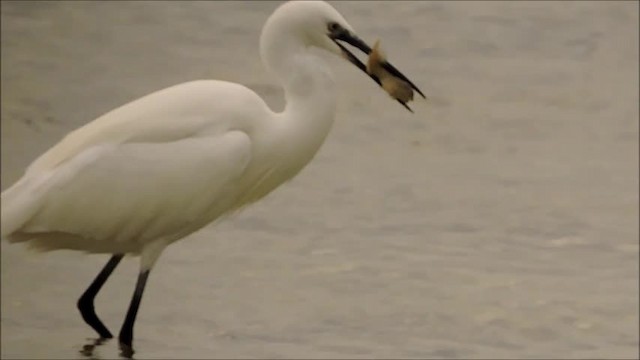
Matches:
[328,23,426,112]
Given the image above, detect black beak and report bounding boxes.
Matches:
[329,28,426,112]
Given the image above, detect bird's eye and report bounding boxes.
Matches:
[327,22,341,33]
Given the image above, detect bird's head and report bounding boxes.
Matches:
[261,1,425,111]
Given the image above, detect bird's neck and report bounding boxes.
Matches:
[282,52,336,113]
[281,54,337,155]
[260,27,337,140]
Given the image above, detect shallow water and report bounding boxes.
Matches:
[1,1,638,359]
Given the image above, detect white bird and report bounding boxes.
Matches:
[1,0,424,355]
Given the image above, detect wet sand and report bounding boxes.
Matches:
[1,1,638,359]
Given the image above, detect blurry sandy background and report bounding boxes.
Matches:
[1,1,638,359]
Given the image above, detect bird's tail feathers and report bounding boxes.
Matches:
[1,175,45,239]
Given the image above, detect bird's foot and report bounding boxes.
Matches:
[79,337,111,358]
[119,342,135,359]
[119,330,135,359]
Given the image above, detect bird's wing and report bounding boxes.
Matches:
[3,130,252,250]
[24,80,268,175]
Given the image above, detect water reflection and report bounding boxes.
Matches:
[79,337,139,359]
[79,337,109,359]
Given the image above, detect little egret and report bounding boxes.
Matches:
[1,0,424,354]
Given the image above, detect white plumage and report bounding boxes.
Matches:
[2,80,315,269]
[0,0,422,354]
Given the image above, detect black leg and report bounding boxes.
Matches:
[77,254,124,338]
[118,269,151,357]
